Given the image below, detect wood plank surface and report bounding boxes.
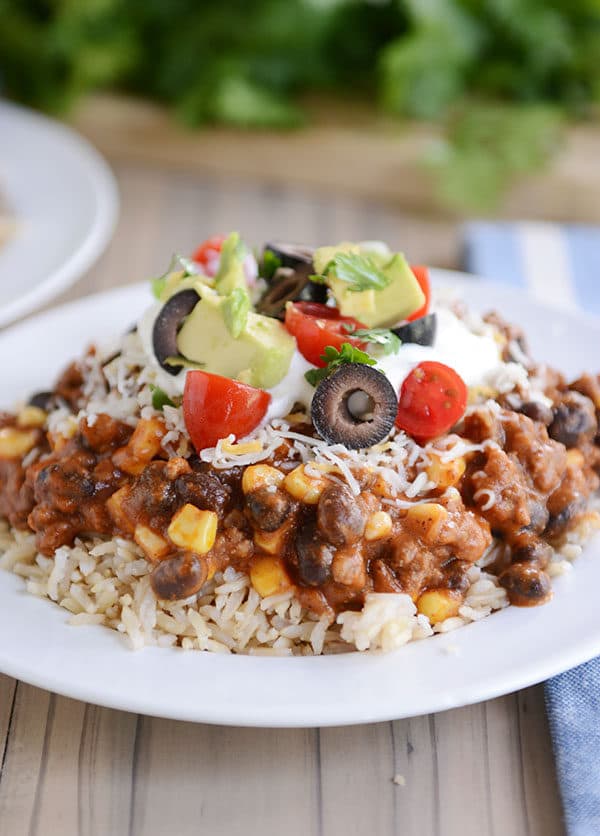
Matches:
[71,93,600,224]
[0,161,565,836]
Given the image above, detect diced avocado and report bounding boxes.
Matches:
[312,242,360,275]
[158,272,209,303]
[214,232,248,296]
[329,253,425,328]
[177,287,295,389]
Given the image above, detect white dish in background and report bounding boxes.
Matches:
[0,271,599,727]
[0,100,118,327]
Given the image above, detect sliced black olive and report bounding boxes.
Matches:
[392,313,437,347]
[257,266,327,319]
[311,363,398,450]
[152,289,199,375]
[28,391,55,411]
[263,242,314,270]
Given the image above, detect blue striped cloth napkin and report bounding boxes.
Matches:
[463,221,600,836]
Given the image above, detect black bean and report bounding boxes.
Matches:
[499,564,552,606]
[317,485,366,547]
[440,558,470,593]
[518,401,554,426]
[293,519,334,586]
[548,392,597,448]
[28,391,55,411]
[545,499,584,538]
[151,553,208,600]
[174,472,231,515]
[521,501,549,535]
[246,487,291,532]
[511,540,553,568]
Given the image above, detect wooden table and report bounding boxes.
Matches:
[0,162,565,836]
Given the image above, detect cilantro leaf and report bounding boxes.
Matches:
[261,249,283,280]
[222,288,250,338]
[342,324,401,355]
[151,254,200,299]
[328,252,391,293]
[305,342,376,387]
[149,385,176,411]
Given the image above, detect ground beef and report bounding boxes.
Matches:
[0,459,35,529]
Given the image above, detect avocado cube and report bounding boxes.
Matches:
[177,290,295,390]
[330,253,425,328]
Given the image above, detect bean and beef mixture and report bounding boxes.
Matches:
[1,357,598,624]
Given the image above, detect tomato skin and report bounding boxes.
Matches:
[407,265,431,322]
[395,361,467,442]
[191,235,226,277]
[183,371,271,451]
[284,302,368,367]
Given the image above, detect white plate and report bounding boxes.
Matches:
[1,272,599,727]
[0,101,118,327]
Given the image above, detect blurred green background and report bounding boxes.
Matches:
[1,0,599,209]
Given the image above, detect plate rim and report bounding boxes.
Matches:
[0,100,119,328]
[0,272,599,727]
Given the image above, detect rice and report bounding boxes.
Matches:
[0,520,514,654]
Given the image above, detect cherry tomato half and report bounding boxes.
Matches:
[407,265,431,322]
[191,235,226,277]
[284,302,367,367]
[395,361,467,442]
[183,371,271,451]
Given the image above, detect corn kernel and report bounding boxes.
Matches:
[250,556,292,597]
[372,473,395,499]
[17,406,47,428]
[566,449,585,468]
[221,438,264,456]
[468,385,498,405]
[283,464,330,504]
[114,418,165,475]
[134,524,171,562]
[426,453,466,489]
[168,505,218,554]
[417,589,461,625]
[405,502,448,542]
[0,427,38,459]
[106,485,133,533]
[364,511,393,541]
[242,464,285,494]
[254,527,287,556]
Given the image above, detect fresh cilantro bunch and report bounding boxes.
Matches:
[1,0,598,207]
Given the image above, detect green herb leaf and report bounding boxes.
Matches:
[329,252,391,293]
[222,288,251,338]
[261,249,283,280]
[151,254,201,299]
[177,254,201,276]
[342,324,401,355]
[149,385,176,411]
[305,342,376,387]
